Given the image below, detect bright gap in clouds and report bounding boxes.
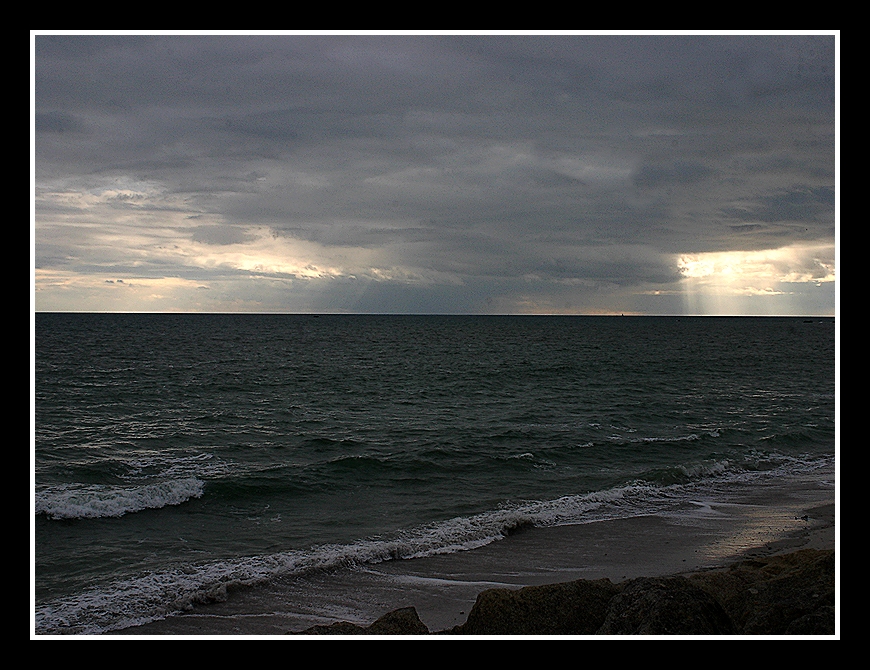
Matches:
[677,243,835,316]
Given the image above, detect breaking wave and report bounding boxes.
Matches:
[35,478,205,520]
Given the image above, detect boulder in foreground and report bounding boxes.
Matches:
[297,606,430,635]
[595,576,735,634]
[449,578,618,635]
[294,549,835,635]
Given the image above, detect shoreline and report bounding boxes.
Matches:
[110,476,836,637]
[297,501,836,637]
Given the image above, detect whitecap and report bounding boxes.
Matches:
[35,478,205,520]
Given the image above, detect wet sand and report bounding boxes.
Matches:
[115,472,836,636]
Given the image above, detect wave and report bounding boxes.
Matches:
[607,428,722,445]
[30,473,707,633]
[34,506,534,634]
[115,451,225,479]
[33,452,834,634]
[35,478,205,520]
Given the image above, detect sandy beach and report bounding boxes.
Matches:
[114,470,836,637]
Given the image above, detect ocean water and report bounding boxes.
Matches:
[32,314,836,635]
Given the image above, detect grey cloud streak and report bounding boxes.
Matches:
[34,33,837,315]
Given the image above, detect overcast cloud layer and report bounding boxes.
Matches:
[33,33,837,314]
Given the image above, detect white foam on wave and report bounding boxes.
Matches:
[33,479,690,633]
[33,452,836,634]
[34,510,536,633]
[35,478,205,520]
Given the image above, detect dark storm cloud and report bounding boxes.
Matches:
[723,185,835,223]
[634,160,714,188]
[35,111,85,134]
[33,32,837,314]
[190,224,258,246]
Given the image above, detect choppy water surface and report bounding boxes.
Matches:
[33,314,835,634]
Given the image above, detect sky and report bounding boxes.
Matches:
[31,32,838,315]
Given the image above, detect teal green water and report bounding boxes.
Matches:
[34,314,835,633]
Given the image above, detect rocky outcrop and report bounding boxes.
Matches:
[594,576,736,634]
[685,548,835,635]
[449,578,618,635]
[295,548,835,636]
[296,607,430,635]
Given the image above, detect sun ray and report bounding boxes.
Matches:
[677,243,835,315]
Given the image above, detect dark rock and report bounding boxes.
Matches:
[298,621,367,635]
[366,607,430,635]
[687,549,835,635]
[785,606,836,635]
[449,578,618,635]
[596,576,736,635]
[291,549,835,636]
[296,607,429,635]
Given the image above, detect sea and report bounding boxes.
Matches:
[32,313,837,635]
